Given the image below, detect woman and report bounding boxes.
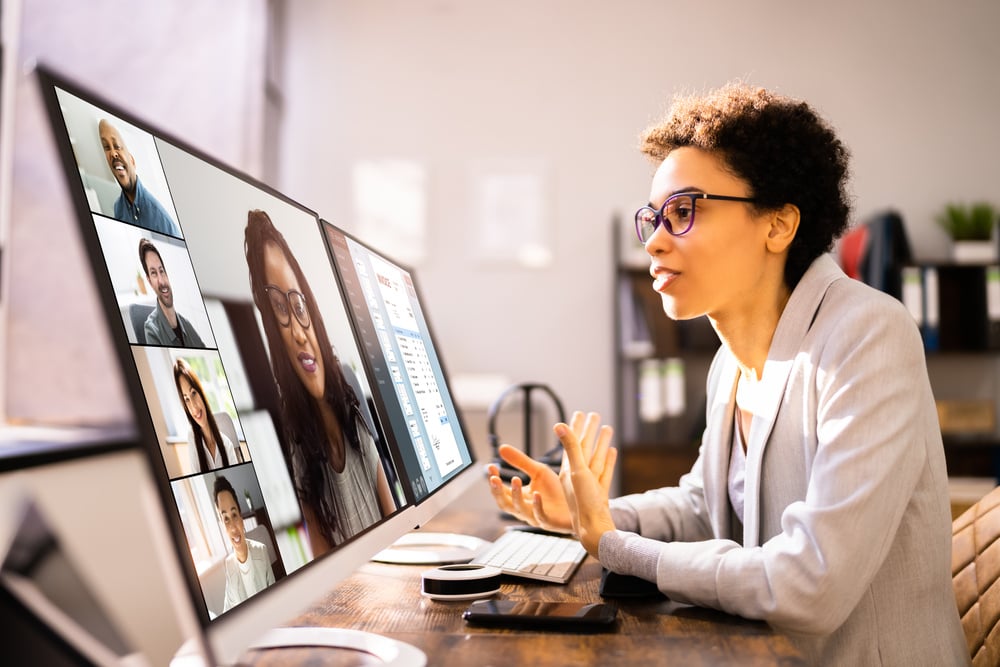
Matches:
[244,209,395,557]
[214,475,274,612]
[488,84,969,665]
[174,358,239,473]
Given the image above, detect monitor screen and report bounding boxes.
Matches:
[36,66,478,664]
[323,223,474,503]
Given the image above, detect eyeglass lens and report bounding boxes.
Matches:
[635,194,695,243]
[267,287,310,329]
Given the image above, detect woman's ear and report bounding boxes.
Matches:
[766,203,800,254]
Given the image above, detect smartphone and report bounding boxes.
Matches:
[462,599,617,631]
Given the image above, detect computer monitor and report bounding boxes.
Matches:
[35,66,479,665]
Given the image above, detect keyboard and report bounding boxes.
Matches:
[470,529,587,584]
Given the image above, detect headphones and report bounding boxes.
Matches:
[486,382,566,483]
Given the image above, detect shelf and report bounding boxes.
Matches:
[619,443,700,495]
[613,219,716,492]
[942,441,1000,481]
[903,263,1000,352]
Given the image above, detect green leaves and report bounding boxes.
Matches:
[936,202,998,241]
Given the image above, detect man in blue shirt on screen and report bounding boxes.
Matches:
[99,119,181,237]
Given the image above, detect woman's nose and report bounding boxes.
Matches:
[290,317,308,343]
[646,216,682,254]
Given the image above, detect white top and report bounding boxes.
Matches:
[187,431,239,474]
[291,421,382,547]
[729,372,758,525]
[728,418,746,524]
[237,553,260,597]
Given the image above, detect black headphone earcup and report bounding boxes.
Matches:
[538,445,562,472]
[485,382,565,481]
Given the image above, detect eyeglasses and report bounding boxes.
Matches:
[264,285,311,329]
[634,192,757,243]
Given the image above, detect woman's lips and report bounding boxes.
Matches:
[653,271,678,292]
[298,352,318,373]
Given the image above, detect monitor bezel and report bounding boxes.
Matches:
[34,64,481,665]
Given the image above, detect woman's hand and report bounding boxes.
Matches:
[487,444,574,533]
[555,412,618,558]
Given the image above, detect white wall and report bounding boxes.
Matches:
[0,2,268,663]
[2,0,267,425]
[275,0,1000,433]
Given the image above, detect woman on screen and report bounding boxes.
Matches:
[214,475,275,611]
[174,358,239,474]
[244,209,395,557]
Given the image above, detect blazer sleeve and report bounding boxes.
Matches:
[609,447,714,542]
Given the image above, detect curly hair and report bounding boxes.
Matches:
[639,83,852,288]
[213,474,238,510]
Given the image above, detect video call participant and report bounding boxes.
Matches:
[139,238,206,348]
[98,119,181,237]
[487,84,968,665]
[213,475,275,612]
[244,209,395,557]
[174,358,240,474]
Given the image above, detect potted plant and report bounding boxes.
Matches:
[936,202,998,263]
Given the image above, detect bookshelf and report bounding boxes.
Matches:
[612,220,718,494]
[909,263,1000,480]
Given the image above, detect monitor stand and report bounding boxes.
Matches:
[171,627,426,667]
[248,627,426,665]
[370,531,489,565]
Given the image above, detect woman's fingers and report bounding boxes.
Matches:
[589,424,614,476]
[488,475,515,513]
[510,475,528,516]
[599,447,618,489]
[554,421,588,481]
[563,412,609,467]
[498,443,546,476]
[580,412,601,460]
[532,492,552,531]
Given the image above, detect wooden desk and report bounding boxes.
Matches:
[241,485,805,666]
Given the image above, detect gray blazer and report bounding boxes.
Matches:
[607,255,969,666]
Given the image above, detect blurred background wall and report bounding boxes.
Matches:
[270,0,1000,430]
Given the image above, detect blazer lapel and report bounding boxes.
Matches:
[742,255,844,546]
